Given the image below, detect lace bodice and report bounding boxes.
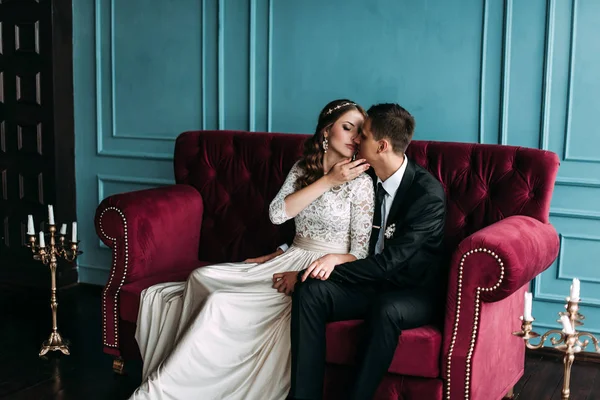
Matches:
[269,161,375,259]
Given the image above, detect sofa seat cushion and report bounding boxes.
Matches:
[119,261,210,323]
[326,321,442,378]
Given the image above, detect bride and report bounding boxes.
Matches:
[129,99,374,400]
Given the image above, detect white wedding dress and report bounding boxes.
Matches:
[129,161,374,400]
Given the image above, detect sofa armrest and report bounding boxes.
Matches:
[453,215,559,304]
[95,184,204,282]
[94,184,203,353]
[442,215,559,399]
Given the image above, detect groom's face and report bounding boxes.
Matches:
[354,118,379,163]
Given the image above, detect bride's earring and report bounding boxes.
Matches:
[323,137,329,153]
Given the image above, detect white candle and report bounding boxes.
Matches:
[523,292,533,321]
[27,215,35,235]
[71,222,77,242]
[48,205,55,225]
[570,278,580,301]
[38,231,45,248]
[60,223,67,235]
[560,315,574,334]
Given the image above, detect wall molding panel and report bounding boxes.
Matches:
[266,0,273,132]
[94,0,211,160]
[555,233,600,284]
[477,0,489,144]
[478,0,506,146]
[498,0,513,145]
[561,0,588,162]
[217,0,225,129]
[248,0,257,131]
[550,208,600,221]
[539,0,556,151]
[555,177,600,189]
[552,0,600,165]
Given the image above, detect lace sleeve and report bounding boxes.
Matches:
[269,161,304,225]
[349,173,375,259]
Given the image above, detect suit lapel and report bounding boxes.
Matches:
[366,162,415,253]
[385,160,415,227]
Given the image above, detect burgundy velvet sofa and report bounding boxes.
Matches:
[95,130,560,400]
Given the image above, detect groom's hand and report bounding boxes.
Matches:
[324,158,370,187]
[245,248,283,264]
[272,271,298,295]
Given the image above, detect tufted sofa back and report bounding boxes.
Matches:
[406,140,559,250]
[174,130,560,263]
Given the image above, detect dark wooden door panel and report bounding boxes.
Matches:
[0,0,75,288]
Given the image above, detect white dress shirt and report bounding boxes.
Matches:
[375,156,408,254]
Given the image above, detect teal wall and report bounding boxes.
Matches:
[74,1,600,336]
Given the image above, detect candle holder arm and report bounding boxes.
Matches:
[576,331,600,353]
[524,329,566,350]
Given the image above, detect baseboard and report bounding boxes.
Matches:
[527,346,600,365]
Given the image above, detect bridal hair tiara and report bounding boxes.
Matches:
[325,102,357,115]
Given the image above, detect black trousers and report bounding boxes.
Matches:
[289,278,440,400]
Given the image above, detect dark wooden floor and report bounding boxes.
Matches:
[0,283,141,400]
[0,284,598,400]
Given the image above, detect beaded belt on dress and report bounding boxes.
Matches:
[292,236,349,254]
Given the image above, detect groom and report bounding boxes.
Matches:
[290,103,447,400]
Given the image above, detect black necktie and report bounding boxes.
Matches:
[370,183,387,253]
[373,183,387,229]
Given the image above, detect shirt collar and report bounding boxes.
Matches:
[377,155,408,198]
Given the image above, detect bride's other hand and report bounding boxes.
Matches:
[272,271,298,295]
[301,254,340,282]
[245,248,283,264]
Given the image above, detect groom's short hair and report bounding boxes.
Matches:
[367,103,415,154]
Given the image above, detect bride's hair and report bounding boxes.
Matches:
[296,99,366,190]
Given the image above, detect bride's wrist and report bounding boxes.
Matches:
[329,254,342,265]
[320,174,333,187]
[333,254,354,265]
[321,174,339,189]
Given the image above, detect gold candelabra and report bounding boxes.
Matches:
[513,296,600,400]
[26,212,81,357]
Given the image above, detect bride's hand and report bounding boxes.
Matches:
[301,254,340,282]
[244,248,283,264]
[324,158,370,187]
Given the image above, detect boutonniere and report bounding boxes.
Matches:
[384,224,396,239]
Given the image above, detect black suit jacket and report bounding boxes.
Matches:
[328,160,447,290]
